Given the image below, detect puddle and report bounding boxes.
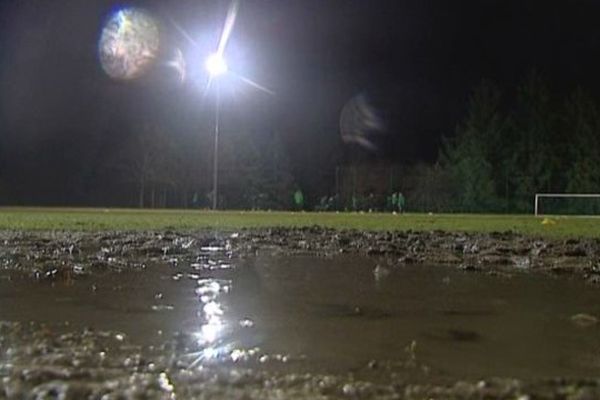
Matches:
[2,254,600,381]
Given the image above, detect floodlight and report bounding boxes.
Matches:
[205,53,228,77]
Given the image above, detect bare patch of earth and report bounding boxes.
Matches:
[0,227,598,281]
[1,228,600,399]
[2,320,600,399]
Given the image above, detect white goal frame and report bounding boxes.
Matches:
[534,193,600,216]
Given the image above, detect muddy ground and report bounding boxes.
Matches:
[2,227,599,277]
[1,227,600,399]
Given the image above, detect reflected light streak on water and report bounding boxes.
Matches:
[199,301,224,344]
[7,255,600,379]
[187,278,237,367]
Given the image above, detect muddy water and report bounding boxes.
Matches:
[2,254,600,382]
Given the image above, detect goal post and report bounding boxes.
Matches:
[534,193,600,216]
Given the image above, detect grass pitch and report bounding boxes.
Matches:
[0,207,596,238]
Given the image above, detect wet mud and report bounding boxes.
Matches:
[1,227,599,278]
[1,227,600,399]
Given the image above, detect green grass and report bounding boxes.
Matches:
[0,207,597,238]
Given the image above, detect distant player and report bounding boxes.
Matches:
[398,192,406,213]
[293,189,304,211]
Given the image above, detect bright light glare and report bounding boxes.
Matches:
[205,53,228,77]
[200,322,222,343]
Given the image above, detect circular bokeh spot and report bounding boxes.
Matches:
[99,7,160,80]
[340,94,386,151]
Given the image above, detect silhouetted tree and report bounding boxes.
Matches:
[220,130,295,209]
[441,80,503,211]
[404,162,455,212]
[509,71,559,211]
[113,124,173,207]
[564,88,600,191]
[563,88,600,213]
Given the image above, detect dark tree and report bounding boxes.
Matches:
[509,72,560,211]
[441,80,504,211]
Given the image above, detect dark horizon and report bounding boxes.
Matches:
[2,0,600,207]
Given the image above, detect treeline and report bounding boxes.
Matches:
[5,71,599,213]
[106,124,296,210]
[407,71,600,213]
[105,71,600,213]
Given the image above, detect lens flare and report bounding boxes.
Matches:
[340,94,386,151]
[165,48,186,84]
[98,7,160,80]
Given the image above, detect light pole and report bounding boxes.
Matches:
[205,52,228,210]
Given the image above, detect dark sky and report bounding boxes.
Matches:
[2,0,600,205]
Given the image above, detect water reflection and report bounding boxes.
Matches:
[189,278,232,365]
[199,301,223,344]
[6,255,600,380]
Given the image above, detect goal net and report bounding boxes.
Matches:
[534,193,600,216]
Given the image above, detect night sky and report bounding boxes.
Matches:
[1,0,600,205]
